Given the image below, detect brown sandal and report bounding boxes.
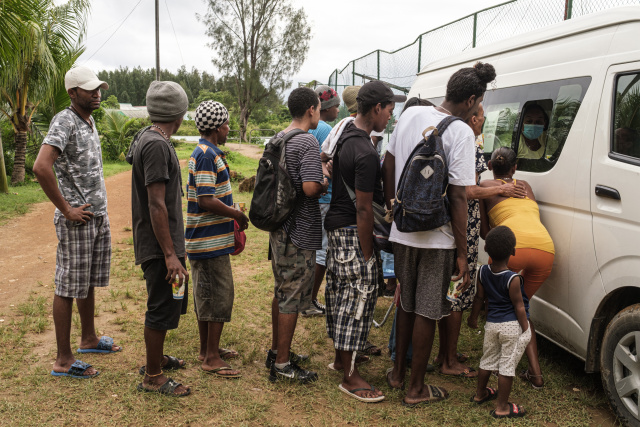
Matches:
[519,369,544,389]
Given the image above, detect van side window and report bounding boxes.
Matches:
[482,77,591,172]
[612,73,640,161]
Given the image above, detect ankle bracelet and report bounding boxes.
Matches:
[146,370,163,378]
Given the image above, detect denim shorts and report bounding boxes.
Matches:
[191,255,234,322]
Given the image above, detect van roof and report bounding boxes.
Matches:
[419,5,640,75]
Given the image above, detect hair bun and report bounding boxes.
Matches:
[473,62,496,84]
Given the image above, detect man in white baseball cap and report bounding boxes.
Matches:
[33,66,119,380]
[64,66,109,91]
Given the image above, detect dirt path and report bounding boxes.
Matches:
[0,143,260,316]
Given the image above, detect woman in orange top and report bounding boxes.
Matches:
[478,146,555,389]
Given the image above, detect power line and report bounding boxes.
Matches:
[163,0,195,100]
[82,0,146,63]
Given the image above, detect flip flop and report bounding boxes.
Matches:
[201,366,242,379]
[327,354,370,371]
[469,387,497,404]
[51,360,99,379]
[338,383,385,403]
[385,367,404,390]
[139,355,185,375]
[441,367,478,378]
[401,384,449,407]
[490,402,527,418]
[77,336,121,354]
[359,341,382,356]
[137,378,191,397]
[219,348,239,360]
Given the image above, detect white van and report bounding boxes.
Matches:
[410,6,640,424]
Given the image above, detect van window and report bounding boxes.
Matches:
[612,73,640,162]
[481,77,591,172]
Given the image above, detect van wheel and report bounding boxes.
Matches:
[601,304,640,425]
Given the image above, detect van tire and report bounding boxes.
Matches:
[600,304,640,426]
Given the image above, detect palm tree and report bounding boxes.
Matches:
[0,0,90,185]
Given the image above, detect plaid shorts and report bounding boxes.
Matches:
[325,227,380,352]
[54,214,111,299]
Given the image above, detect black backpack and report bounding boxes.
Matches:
[393,115,461,232]
[249,129,304,232]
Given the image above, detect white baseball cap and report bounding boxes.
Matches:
[64,66,109,91]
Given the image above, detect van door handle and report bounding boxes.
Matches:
[595,185,621,200]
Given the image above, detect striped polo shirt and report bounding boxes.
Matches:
[185,139,235,260]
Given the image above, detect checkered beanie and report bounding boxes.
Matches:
[195,101,229,132]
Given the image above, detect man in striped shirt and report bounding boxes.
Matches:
[186,101,248,378]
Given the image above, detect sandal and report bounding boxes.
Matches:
[201,366,242,379]
[441,367,478,378]
[401,384,449,407]
[219,348,239,360]
[470,387,497,404]
[139,355,185,375]
[490,402,526,418]
[519,369,544,389]
[358,341,382,356]
[385,367,404,390]
[50,360,99,379]
[137,378,191,397]
[338,383,385,403]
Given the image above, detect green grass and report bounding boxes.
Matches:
[0,145,622,426]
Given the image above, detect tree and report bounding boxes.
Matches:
[199,0,311,141]
[102,95,120,110]
[0,0,90,184]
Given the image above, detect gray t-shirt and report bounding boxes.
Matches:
[43,108,107,218]
[130,129,185,265]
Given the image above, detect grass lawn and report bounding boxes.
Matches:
[0,147,621,425]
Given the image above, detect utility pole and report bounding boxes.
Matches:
[155,0,160,80]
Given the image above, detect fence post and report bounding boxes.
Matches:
[352,60,355,85]
[564,0,573,19]
[377,50,380,80]
[472,13,478,48]
[418,34,422,73]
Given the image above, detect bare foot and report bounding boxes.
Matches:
[79,336,121,352]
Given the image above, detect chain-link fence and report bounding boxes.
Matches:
[323,0,640,99]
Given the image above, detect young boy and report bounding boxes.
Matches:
[471,225,531,418]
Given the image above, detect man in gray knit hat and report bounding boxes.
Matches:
[303,85,340,317]
[128,80,191,397]
[186,100,248,378]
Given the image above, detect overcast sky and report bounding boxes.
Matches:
[74,0,506,88]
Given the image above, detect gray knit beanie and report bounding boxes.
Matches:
[146,81,189,123]
[315,85,341,111]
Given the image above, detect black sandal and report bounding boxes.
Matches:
[137,378,191,397]
[139,355,186,375]
[469,387,497,404]
[490,402,526,418]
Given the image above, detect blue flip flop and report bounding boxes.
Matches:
[51,360,99,379]
[77,336,121,354]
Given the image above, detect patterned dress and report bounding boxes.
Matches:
[451,144,487,312]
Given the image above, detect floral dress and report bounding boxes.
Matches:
[451,142,487,312]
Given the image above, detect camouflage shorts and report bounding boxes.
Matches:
[269,228,315,314]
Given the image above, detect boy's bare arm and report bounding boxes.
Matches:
[509,276,529,332]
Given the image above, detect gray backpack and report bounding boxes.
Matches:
[393,116,461,232]
[249,129,304,232]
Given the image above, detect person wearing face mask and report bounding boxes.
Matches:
[517,104,558,159]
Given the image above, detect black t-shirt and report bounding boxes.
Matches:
[324,122,384,231]
[130,130,185,265]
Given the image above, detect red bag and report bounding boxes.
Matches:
[231,220,246,256]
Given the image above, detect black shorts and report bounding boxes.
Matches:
[142,257,188,330]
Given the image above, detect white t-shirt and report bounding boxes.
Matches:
[387,106,476,249]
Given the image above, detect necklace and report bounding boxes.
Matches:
[437,105,452,115]
[151,124,170,140]
[495,176,513,181]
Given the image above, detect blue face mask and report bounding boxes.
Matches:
[523,124,544,140]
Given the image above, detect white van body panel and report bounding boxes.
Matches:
[407,6,640,361]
